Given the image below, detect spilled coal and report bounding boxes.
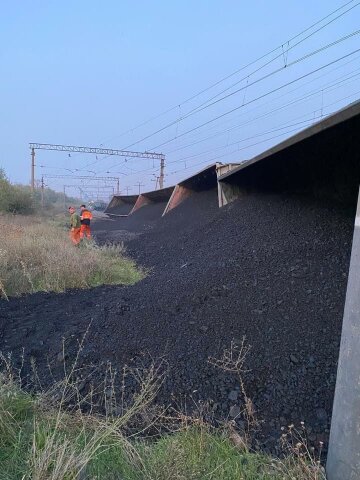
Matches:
[93,200,169,242]
[0,188,354,452]
[105,202,135,216]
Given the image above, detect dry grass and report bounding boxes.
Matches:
[209,338,261,450]
[0,332,164,480]
[0,215,144,298]
[0,342,327,480]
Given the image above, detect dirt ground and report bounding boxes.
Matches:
[0,188,355,453]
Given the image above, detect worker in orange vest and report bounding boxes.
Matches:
[68,206,81,245]
[80,204,93,239]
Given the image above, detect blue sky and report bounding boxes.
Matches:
[1,1,359,198]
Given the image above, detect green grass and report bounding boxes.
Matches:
[127,429,274,480]
[0,380,325,480]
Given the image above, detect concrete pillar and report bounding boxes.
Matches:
[327,190,360,479]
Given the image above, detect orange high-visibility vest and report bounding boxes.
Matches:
[81,210,93,220]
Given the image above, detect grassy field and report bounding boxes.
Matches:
[0,215,144,298]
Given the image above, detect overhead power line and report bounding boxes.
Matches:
[163,67,360,157]
[166,92,360,177]
[148,48,360,151]
[128,89,360,179]
[102,66,360,179]
[168,117,342,164]
[120,30,360,152]
[163,51,360,152]
[181,1,360,117]
[95,0,358,148]
[185,29,360,119]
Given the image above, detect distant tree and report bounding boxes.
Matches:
[7,186,33,214]
[0,168,33,214]
[0,167,81,215]
[0,167,7,180]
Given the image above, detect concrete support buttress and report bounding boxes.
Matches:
[327,189,360,479]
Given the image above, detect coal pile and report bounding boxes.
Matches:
[93,201,168,243]
[0,188,354,452]
[91,217,138,243]
[120,201,168,232]
[106,203,134,216]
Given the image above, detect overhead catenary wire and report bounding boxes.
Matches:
[167,115,353,165]
[166,92,360,177]
[72,0,359,176]
[120,30,360,152]
[122,89,360,181]
[167,125,324,175]
[148,48,360,151]
[163,51,360,150]
[169,118,323,164]
[91,0,359,149]
[71,0,360,188]
[67,2,359,190]
[162,67,360,157]
[180,1,360,117]
[183,29,360,120]
[164,88,360,168]
[102,51,360,177]
[100,66,360,181]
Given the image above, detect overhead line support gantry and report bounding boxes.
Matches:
[29,142,166,192]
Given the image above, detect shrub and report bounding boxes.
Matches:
[0,170,33,215]
[0,167,80,215]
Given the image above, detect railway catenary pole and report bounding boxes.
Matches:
[31,147,35,192]
[151,175,159,190]
[159,157,165,189]
[134,182,144,195]
[40,176,45,208]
